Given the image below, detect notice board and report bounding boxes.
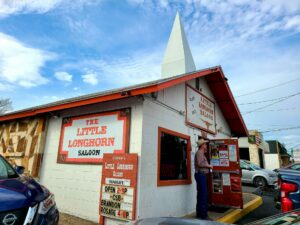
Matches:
[99,153,138,224]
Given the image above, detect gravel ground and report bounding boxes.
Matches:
[59,213,98,225]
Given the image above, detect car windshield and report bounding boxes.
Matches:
[250,163,262,170]
[0,156,18,179]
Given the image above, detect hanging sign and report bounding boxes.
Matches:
[57,110,130,164]
[186,84,216,134]
[100,153,138,223]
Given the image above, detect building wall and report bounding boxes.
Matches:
[249,144,260,166]
[264,154,280,170]
[293,149,300,162]
[281,156,290,167]
[39,98,143,222]
[0,117,47,177]
[138,77,232,218]
[238,137,249,148]
[39,76,235,222]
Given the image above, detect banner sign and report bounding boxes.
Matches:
[185,84,216,134]
[57,110,130,164]
[100,153,138,223]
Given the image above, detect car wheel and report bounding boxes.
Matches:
[254,176,267,187]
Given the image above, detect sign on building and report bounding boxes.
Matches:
[57,109,130,164]
[100,153,138,224]
[186,84,216,134]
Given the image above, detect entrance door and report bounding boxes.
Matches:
[209,139,243,209]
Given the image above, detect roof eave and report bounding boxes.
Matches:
[0,67,217,122]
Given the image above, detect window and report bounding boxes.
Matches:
[0,156,18,179]
[290,164,300,170]
[157,127,191,186]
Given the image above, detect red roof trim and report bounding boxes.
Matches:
[0,68,213,122]
[218,69,248,136]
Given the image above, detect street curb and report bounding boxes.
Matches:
[216,195,263,224]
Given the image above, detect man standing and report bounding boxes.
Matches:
[194,138,213,220]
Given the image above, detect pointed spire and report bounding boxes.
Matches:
[161,12,196,78]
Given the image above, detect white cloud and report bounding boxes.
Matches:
[0,0,101,18]
[67,49,162,88]
[284,15,300,32]
[0,83,13,91]
[0,0,61,17]
[0,32,54,88]
[54,71,72,82]
[42,95,60,101]
[82,72,98,85]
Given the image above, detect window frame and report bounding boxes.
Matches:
[157,127,192,186]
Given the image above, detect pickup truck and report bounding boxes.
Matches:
[275,169,300,212]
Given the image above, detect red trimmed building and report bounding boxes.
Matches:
[0,13,247,224]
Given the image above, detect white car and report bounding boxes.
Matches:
[240,160,277,187]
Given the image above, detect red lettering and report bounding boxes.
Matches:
[67,137,115,147]
[86,119,99,125]
[76,126,107,136]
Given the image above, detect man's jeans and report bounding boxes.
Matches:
[194,172,208,219]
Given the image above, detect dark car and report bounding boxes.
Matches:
[284,163,300,171]
[0,155,59,225]
[247,208,300,224]
[125,209,300,225]
[126,217,227,225]
[275,168,300,212]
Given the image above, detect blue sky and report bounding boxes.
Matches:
[0,0,300,151]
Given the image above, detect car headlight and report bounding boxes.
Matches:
[38,194,56,215]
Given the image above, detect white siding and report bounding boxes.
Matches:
[265,154,280,170]
[239,137,249,148]
[138,78,232,218]
[39,98,143,223]
[39,77,236,222]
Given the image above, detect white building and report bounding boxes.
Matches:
[293,149,300,162]
[0,13,248,224]
[238,130,269,168]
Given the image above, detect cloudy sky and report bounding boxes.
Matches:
[0,0,300,151]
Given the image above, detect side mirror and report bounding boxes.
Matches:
[15,166,25,174]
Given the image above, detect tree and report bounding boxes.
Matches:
[0,98,12,115]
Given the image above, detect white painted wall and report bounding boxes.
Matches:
[264,154,280,170]
[138,77,232,219]
[239,137,249,148]
[39,98,143,223]
[39,76,235,222]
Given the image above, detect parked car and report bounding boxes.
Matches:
[240,159,277,187]
[126,209,300,225]
[275,168,300,212]
[0,155,59,225]
[274,163,300,173]
[284,163,300,171]
[247,208,300,224]
[126,217,228,225]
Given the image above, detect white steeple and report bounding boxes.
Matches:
[161,12,196,78]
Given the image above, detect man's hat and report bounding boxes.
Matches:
[197,138,208,146]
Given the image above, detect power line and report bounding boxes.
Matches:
[242,107,300,113]
[261,126,300,133]
[242,92,299,114]
[238,92,300,105]
[236,78,300,98]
